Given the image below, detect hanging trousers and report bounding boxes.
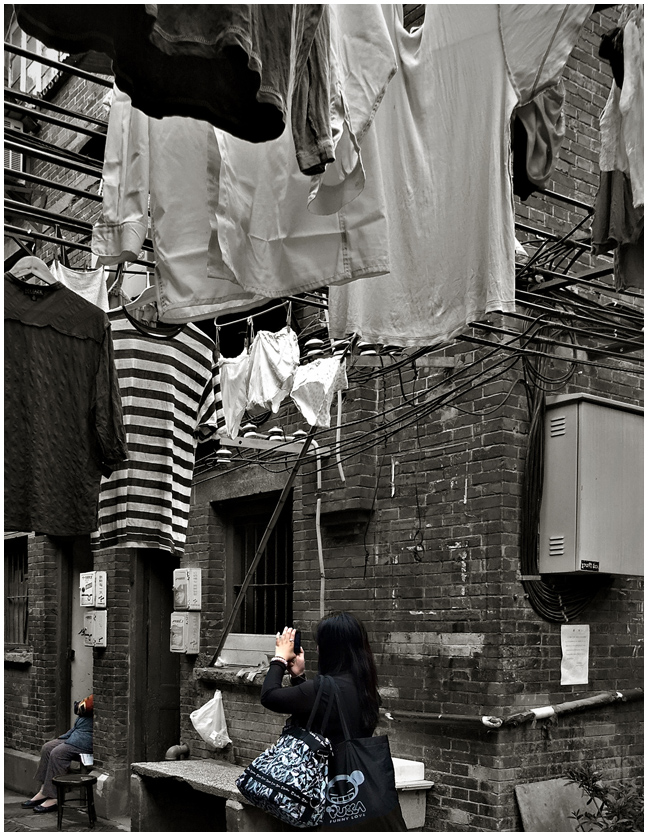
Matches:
[35,738,86,799]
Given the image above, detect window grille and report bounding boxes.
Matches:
[4,535,29,645]
[228,496,293,635]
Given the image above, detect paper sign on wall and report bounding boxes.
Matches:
[560,624,590,685]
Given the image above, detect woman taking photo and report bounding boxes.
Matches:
[260,611,406,832]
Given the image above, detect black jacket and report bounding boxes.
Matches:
[260,663,375,745]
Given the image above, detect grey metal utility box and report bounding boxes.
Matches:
[538,393,643,575]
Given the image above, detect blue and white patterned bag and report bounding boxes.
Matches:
[236,677,334,828]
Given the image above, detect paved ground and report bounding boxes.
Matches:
[4,789,130,833]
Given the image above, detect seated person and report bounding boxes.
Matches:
[22,695,94,814]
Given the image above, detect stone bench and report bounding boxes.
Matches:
[131,758,433,831]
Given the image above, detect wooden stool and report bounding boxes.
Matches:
[52,773,98,831]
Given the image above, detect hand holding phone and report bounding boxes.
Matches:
[293,629,301,655]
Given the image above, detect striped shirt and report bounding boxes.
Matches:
[95,309,222,554]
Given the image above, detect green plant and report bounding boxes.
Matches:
[565,763,644,832]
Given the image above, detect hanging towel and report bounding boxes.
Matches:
[246,326,300,415]
[95,309,222,555]
[218,350,252,439]
[290,356,348,428]
[50,260,110,311]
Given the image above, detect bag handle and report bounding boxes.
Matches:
[306,675,337,736]
[328,679,352,742]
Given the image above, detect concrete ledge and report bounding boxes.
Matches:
[131,759,243,802]
[4,747,39,795]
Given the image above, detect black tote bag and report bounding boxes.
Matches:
[322,682,406,831]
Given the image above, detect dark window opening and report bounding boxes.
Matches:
[5,535,29,645]
[223,494,293,635]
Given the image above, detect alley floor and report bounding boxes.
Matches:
[4,789,130,833]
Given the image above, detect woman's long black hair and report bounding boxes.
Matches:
[315,611,380,732]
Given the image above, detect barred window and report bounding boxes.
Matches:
[5,535,29,645]
[226,494,293,635]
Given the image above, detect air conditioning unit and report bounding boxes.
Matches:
[4,117,24,174]
[538,393,643,575]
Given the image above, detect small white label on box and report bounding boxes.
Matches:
[95,572,107,608]
[80,572,95,607]
[170,612,187,653]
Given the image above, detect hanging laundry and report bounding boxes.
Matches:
[50,260,110,311]
[592,171,644,291]
[593,5,643,290]
[14,4,333,173]
[598,7,643,208]
[214,4,396,299]
[513,82,566,201]
[329,4,592,348]
[4,272,127,536]
[246,326,300,415]
[290,356,348,428]
[218,351,252,439]
[92,86,270,322]
[95,308,223,555]
[93,5,397,320]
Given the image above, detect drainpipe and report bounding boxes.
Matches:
[164,742,190,760]
[384,687,643,731]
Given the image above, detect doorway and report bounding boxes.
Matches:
[67,538,94,728]
[131,550,181,762]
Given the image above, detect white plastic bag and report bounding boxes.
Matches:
[190,690,232,750]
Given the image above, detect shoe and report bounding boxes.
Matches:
[21,799,43,808]
[32,803,58,814]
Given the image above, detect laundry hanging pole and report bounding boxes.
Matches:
[208,427,317,667]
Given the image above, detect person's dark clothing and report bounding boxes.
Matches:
[59,716,93,752]
[4,273,127,536]
[35,717,93,799]
[261,663,374,746]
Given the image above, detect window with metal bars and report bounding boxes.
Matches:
[5,535,29,645]
[225,494,293,635]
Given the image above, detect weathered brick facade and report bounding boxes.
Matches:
[4,6,643,830]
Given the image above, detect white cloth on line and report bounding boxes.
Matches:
[246,326,300,415]
[290,356,348,428]
[50,260,110,311]
[328,3,592,348]
[218,350,251,439]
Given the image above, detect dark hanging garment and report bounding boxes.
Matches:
[13,4,332,173]
[591,169,644,292]
[513,82,566,201]
[4,273,127,536]
[599,26,625,88]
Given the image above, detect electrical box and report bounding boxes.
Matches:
[83,610,107,648]
[538,393,643,575]
[170,612,201,654]
[79,571,107,608]
[172,568,201,611]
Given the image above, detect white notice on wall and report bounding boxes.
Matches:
[560,624,590,685]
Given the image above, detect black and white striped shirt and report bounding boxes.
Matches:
[95,309,222,554]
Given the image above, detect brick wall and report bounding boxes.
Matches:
[5,6,642,831]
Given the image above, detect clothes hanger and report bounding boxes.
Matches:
[123,283,159,325]
[10,256,57,285]
[4,235,35,272]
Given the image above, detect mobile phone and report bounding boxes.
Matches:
[293,630,301,655]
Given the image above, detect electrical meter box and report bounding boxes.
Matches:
[538,393,643,575]
[170,612,201,654]
[172,568,201,611]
